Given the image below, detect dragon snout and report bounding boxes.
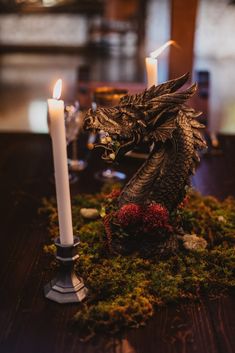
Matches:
[84,110,95,130]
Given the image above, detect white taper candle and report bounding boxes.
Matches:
[145,57,158,88]
[146,40,175,89]
[47,79,74,245]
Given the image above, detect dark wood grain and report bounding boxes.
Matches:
[0,132,234,353]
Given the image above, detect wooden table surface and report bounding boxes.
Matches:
[0,132,234,353]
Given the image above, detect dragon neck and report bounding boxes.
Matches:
[118,113,195,210]
[150,115,195,210]
[118,145,164,207]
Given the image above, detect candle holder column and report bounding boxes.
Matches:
[44,237,88,304]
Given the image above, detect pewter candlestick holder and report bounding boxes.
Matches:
[44,237,88,304]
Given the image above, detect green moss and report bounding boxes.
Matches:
[178,191,235,245]
[41,189,235,339]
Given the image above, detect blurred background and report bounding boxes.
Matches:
[0,0,235,136]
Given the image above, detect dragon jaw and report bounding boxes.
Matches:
[84,107,144,162]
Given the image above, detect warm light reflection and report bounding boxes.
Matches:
[53,79,62,99]
[150,40,176,59]
[43,0,58,7]
[28,100,48,133]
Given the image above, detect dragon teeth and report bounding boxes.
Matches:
[109,153,115,160]
[100,130,109,135]
[100,137,108,144]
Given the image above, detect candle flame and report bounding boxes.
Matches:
[53,79,62,99]
[150,40,176,59]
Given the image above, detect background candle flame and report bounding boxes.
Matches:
[150,40,177,59]
[53,79,62,100]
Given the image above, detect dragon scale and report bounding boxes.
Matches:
[118,146,165,206]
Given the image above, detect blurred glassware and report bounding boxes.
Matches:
[92,87,128,183]
[86,102,97,151]
[93,86,128,107]
[65,101,87,184]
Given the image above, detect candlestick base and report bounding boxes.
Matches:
[44,237,88,304]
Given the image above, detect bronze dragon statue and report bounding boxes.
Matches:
[84,73,207,211]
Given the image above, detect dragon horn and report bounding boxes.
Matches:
[153,72,190,94]
[120,73,191,106]
[148,82,197,109]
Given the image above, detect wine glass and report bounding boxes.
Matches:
[65,102,87,184]
[92,87,127,183]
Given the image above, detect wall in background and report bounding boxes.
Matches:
[195,0,235,59]
[194,0,235,134]
[0,14,88,47]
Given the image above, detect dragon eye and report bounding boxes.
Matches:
[84,115,94,128]
[119,112,127,120]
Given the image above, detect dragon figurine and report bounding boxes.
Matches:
[84,73,207,211]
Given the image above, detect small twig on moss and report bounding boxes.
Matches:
[103,213,114,252]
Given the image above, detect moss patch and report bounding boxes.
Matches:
[41,188,235,339]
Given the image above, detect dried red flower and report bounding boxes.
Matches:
[143,203,169,232]
[117,203,143,227]
[106,189,121,200]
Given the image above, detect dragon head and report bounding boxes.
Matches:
[84,105,148,162]
[84,73,199,162]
